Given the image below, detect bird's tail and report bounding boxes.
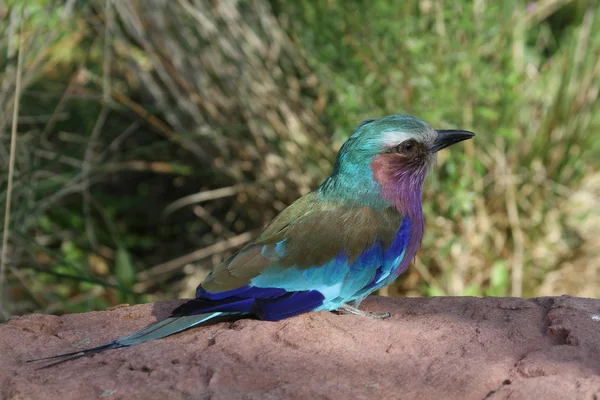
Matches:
[27,311,236,369]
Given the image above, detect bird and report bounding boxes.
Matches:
[28,114,474,368]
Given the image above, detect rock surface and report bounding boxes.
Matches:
[1,296,600,400]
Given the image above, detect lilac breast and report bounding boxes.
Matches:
[370,153,427,279]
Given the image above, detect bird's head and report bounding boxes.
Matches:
[320,114,474,215]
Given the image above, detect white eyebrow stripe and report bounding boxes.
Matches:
[378,131,413,147]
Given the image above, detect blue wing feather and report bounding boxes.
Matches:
[253,290,325,321]
[189,216,413,319]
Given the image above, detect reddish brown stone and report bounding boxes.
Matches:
[2,296,599,400]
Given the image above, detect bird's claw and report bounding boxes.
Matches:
[336,304,391,320]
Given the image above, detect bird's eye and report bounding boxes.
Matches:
[397,140,416,153]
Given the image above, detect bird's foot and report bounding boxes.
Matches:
[336,304,391,320]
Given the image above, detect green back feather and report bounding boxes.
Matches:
[201,192,403,293]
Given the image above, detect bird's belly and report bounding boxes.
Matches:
[314,248,407,311]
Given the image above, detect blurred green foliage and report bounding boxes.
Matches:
[1,0,599,317]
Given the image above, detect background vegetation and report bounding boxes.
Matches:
[1,0,599,318]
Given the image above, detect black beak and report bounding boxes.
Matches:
[430,129,475,153]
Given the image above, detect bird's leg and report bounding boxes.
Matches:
[336,303,391,320]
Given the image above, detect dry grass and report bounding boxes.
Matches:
[0,0,598,317]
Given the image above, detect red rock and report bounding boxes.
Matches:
[1,296,599,400]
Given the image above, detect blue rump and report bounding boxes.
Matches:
[176,286,325,322]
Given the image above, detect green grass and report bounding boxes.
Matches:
[1,0,599,317]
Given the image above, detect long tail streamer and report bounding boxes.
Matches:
[27,312,232,369]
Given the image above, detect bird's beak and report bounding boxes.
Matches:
[430,129,475,153]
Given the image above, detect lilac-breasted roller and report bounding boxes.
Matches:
[30,114,474,368]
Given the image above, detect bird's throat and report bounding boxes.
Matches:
[370,153,428,220]
[371,153,427,274]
